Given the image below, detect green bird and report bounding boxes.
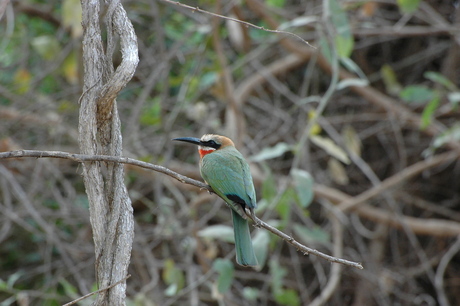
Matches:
[173,134,258,267]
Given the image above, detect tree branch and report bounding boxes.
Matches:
[63,274,131,306]
[247,209,362,269]
[0,149,363,269]
[337,150,460,212]
[97,0,139,130]
[160,0,314,49]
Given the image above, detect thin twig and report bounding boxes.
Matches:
[247,211,363,269]
[0,149,363,269]
[315,184,460,237]
[160,0,315,49]
[310,210,344,306]
[63,274,131,306]
[434,236,460,306]
[338,150,460,212]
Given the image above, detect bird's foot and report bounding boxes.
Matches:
[244,207,257,223]
[201,184,213,194]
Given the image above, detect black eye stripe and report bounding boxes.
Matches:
[202,139,221,149]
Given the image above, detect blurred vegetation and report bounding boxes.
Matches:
[1,0,460,305]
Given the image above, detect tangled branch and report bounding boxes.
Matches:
[0,149,363,269]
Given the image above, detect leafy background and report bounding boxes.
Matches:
[1,0,460,305]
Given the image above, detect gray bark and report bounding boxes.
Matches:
[79,0,138,305]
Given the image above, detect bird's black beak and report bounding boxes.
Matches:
[172,137,203,146]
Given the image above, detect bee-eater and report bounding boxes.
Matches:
[173,134,258,267]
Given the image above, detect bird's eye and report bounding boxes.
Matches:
[204,139,220,149]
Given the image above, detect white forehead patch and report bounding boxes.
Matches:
[200,134,216,142]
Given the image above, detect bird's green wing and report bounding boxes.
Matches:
[201,147,257,213]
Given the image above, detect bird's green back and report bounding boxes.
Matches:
[200,146,256,214]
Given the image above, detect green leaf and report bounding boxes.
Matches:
[261,168,277,202]
[213,259,234,294]
[335,35,354,59]
[61,50,79,85]
[197,225,235,243]
[164,283,178,297]
[13,68,32,94]
[275,188,295,222]
[310,135,350,164]
[342,125,361,156]
[278,16,318,30]
[397,0,421,13]
[0,278,7,290]
[199,72,218,88]
[448,92,460,107]
[261,258,300,305]
[252,230,270,269]
[162,259,178,284]
[255,198,269,213]
[424,71,457,91]
[399,85,435,104]
[140,98,162,126]
[421,96,440,129]
[431,123,460,149]
[381,64,402,95]
[31,36,61,61]
[290,169,314,208]
[162,259,185,296]
[319,36,332,63]
[0,296,16,305]
[340,56,369,81]
[274,288,301,306]
[308,110,322,135]
[243,287,260,301]
[6,271,22,289]
[336,78,368,90]
[329,0,354,58]
[293,224,330,245]
[59,278,78,299]
[62,0,83,38]
[266,0,286,8]
[250,143,292,162]
[269,259,287,294]
[328,158,349,185]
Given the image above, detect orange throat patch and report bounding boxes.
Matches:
[199,147,215,158]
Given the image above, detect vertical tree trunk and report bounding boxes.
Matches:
[79,0,138,304]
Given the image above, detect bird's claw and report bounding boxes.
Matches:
[200,184,213,194]
[244,207,257,222]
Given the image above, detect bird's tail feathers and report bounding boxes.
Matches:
[232,210,258,267]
